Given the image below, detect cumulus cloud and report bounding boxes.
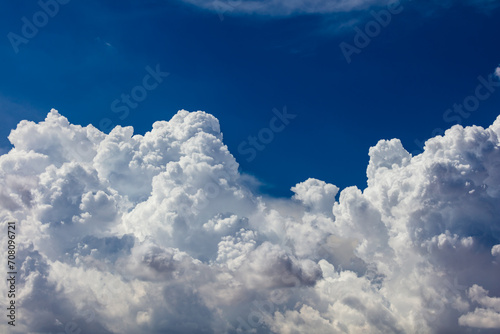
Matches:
[1,93,500,333]
[459,285,500,329]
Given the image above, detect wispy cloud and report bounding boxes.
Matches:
[179,0,500,17]
[181,0,389,17]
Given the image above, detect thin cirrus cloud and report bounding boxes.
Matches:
[178,0,500,16]
[180,0,389,16]
[1,69,500,333]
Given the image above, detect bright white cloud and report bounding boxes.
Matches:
[1,102,500,333]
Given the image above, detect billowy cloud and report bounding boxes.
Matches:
[1,70,500,332]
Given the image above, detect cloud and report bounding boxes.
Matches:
[492,244,500,256]
[459,285,500,329]
[180,0,384,16]
[1,94,500,333]
[179,0,500,17]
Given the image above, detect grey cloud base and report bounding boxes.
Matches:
[1,109,500,333]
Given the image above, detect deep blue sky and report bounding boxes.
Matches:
[1,0,500,197]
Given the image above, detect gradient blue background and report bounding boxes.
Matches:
[1,0,499,197]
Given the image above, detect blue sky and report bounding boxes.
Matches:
[1,0,500,197]
[3,2,500,333]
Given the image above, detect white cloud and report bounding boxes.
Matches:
[292,178,338,213]
[1,105,500,333]
[179,0,500,17]
[492,244,500,256]
[459,285,500,329]
[181,0,385,16]
[459,308,500,329]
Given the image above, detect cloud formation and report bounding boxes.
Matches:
[180,0,385,16]
[179,0,500,17]
[1,93,500,332]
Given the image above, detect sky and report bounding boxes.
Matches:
[1,1,500,333]
[0,0,499,197]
